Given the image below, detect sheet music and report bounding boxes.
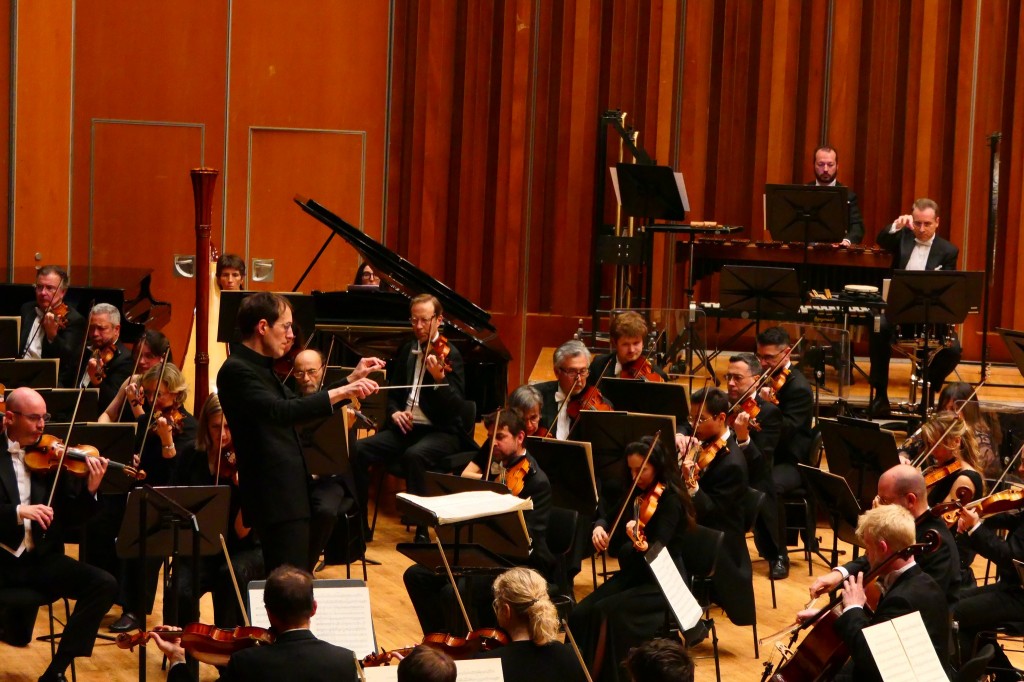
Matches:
[861,612,947,682]
[647,546,703,630]
[398,491,533,525]
[674,172,690,212]
[363,666,399,682]
[249,582,376,658]
[362,658,502,682]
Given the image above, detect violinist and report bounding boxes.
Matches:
[168,393,264,630]
[215,253,246,291]
[97,329,172,424]
[937,382,1002,478]
[18,265,86,389]
[677,387,755,628]
[919,412,986,508]
[0,387,117,682]
[462,384,544,480]
[534,340,605,441]
[78,303,134,409]
[352,294,467,545]
[404,411,554,634]
[474,567,585,682]
[809,464,961,606]
[794,505,950,682]
[587,311,666,382]
[756,326,814,579]
[952,452,1024,678]
[571,437,695,682]
[725,352,787,579]
[217,292,378,574]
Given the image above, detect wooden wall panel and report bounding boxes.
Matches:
[0,1,9,275]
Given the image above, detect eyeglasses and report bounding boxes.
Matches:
[409,315,437,326]
[9,410,51,423]
[273,321,294,331]
[294,367,322,379]
[34,284,60,293]
[557,368,589,379]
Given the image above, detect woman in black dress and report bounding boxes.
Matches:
[920,411,986,508]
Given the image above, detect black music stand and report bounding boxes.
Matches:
[0,316,19,358]
[525,437,598,516]
[0,359,58,388]
[765,184,848,244]
[29,388,100,423]
[218,292,317,345]
[886,271,981,415]
[612,164,689,221]
[597,378,689,428]
[819,418,900,513]
[117,485,229,682]
[998,328,1024,385]
[719,266,802,336]
[798,465,862,566]
[298,410,350,477]
[43,422,137,495]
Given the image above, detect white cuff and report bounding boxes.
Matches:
[835,566,850,580]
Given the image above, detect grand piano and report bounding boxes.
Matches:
[295,196,511,414]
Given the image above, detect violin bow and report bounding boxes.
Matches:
[542,374,580,439]
[432,534,475,636]
[22,299,58,359]
[136,349,172,465]
[214,410,226,486]
[911,404,974,469]
[117,336,149,423]
[45,389,85,509]
[631,327,666,381]
[315,337,336,393]
[220,533,251,627]
[561,619,595,682]
[72,298,97,387]
[410,315,441,413]
[566,360,615,440]
[483,408,502,481]
[990,438,1024,493]
[278,328,317,386]
[603,431,662,552]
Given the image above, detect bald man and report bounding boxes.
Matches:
[809,464,961,605]
[0,388,118,682]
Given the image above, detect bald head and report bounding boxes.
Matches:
[293,348,325,396]
[3,387,47,445]
[877,464,927,515]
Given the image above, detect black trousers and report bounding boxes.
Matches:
[869,315,962,396]
[309,476,350,570]
[0,552,117,661]
[255,518,310,574]
[754,463,803,559]
[165,547,265,627]
[952,582,1024,671]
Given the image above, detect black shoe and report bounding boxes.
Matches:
[38,673,68,682]
[869,394,891,418]
[684,619,710,647]
[109,612,140,633]
[770,556,790,580]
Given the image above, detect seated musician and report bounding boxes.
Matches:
[397,644,457,682]
[725,352,787,578]
[915,412,986,509]
[952,452,1024,680]
[677,387,754,628]
[0,387,118,682]
[156,565,357,682]
[624,638,695,682]
[353,261,381,287]
[97,329,172,423]
[869,198,961,416]
[110,362,199,633]
[808,146,865,246]
[937,382,1002,478]
[474,567,585,682]
[168,393,264,629]
[809,464,961,606]
[78,302,135,409]
[18,265,86,389]
[216,253,246,291]
[571,437,695,682]
[795,505,950,682]
[756,326,815,580]
[534,340,605,440]
[353,294,468,544]
[462,384,544,480]
[403,410,554,634]
[587,311,666,382]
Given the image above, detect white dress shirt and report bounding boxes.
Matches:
[23,309,44,359]
[2,438,34,556]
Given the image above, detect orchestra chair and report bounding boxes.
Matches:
[740,487,766,656]
[676,524,725,682]
[974,625,1024,680]
[322,495,369,581]
[0,588,77,682]
[546,507,579,621]
[779,431,828,574]
[955,643,994,682]
[369,399,478,537]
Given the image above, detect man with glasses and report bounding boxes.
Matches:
[217,292,379,573]
[77,303,134,409]
[0,387,118,682]
[534,340,602,440]
[19,266,86,389]
[352,294,469,544]
[808,146,864,246]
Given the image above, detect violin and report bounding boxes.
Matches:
[151,406,185,436]
[427,334,453,374]
[727,395,762,432]
[566,386,613,419]
[24,434,145,481]
[91,343,117,383]
[632,482,665,551]
[502,457,531,496]
[116,624,274,667]
[940,488,1024,529]
[362,628,508,666]
[209,439,239,486]
[764,366,791,405]
[922,459,963,489]
[49,302,70,331]
[684,436,728,488]
[620,357,664,382]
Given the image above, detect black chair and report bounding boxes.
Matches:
[322,496,369,581]
[546,507,579,621]
[780,431,828,573]
[677,524,725,682]
[740,487,765,659]
[0,588,77,682]
[955,642,994,682]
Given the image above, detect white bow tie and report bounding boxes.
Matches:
[914,239,932,247]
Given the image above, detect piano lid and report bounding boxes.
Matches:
[294,195,508,357]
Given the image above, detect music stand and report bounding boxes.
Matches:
[719,266,802,336]
[819,418,900,513]
[32,388,101,423]
[0,359,58,388]
[43,422,137,495]
[0,316,19,358]
[525,437,598,516]
[325,367,387,429]
[886,271,982,414]
[117,485,229,682]
[611,164,689,221]
[597,378,689,427]
[798,465,862,566]
[218,292,317,345]
[298,410,350,476]
[998,328,1024,384]
[764,184,849,244]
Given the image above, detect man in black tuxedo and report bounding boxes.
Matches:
[809,146,865,245]
[679,387,754,626]
[870,198,961,415]
[158,565,356,682]
[534,339,593,440]
[0,387,117,682]
[217,292,378,573]
[725,352,787,578]
[352,294,469,543]
[756,326,815,579]
[588,311,667,382]
[77,303,135,409]
[810,464,961,606]
[797,504,950,682]
[18,266,86,389]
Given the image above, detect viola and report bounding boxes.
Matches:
[362,628,508,666]
[91,343,117,383]
[116,624,274,667]
[620,357,664,382]
[503,457,531,496]
[632,482,665,552]
[566,386,613,419]
[24,434,145,481]
[684,436,728,488]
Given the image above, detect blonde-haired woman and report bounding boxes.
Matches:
[474,567,585,682]
[920,411,986,508]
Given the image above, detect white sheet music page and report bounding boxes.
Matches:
[397,491,533,525]
[248,582,376,658]
[647,546,703,630]
[363,666,398,682]
[861,611,947,682]
[453,658,504,681]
